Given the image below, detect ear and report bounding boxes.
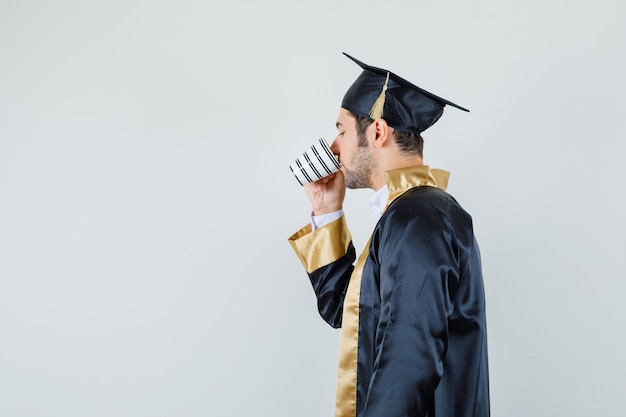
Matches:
[372,118,391,149]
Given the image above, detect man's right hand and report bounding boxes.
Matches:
[303,171,346,216]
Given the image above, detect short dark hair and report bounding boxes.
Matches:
[393,128,424,157]
[351,112,424,157]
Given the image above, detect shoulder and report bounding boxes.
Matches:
[394,186,452,206]
[377,186,473,236]
[388,186,464,218]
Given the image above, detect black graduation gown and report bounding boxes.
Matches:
[289,166,489,417]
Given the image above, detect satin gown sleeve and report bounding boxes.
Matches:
[361,188,488,417]
[288,215,356,328]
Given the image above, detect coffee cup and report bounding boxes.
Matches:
[289,138,340,186]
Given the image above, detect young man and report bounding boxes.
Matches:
[289,53,489,417]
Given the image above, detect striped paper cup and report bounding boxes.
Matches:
[289,138,340,186]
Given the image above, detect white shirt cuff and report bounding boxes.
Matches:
[311,209,344,231]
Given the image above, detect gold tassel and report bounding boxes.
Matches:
[369,71,390,120]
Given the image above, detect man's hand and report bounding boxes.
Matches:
[303,171,346,215]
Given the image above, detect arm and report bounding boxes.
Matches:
[288,171,353,328]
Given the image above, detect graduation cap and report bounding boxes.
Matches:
[341,53,469,133]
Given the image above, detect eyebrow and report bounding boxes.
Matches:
[336,122,343,129]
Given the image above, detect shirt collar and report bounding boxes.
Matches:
[369,185,389,221]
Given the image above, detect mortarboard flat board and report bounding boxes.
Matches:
[341,52,469,133]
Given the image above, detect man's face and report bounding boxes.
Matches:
[331,108,375,189]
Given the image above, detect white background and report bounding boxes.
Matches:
[1,1,625,416]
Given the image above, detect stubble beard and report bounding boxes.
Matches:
[343,144,375,189]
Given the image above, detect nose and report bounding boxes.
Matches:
[330,137,340,155]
